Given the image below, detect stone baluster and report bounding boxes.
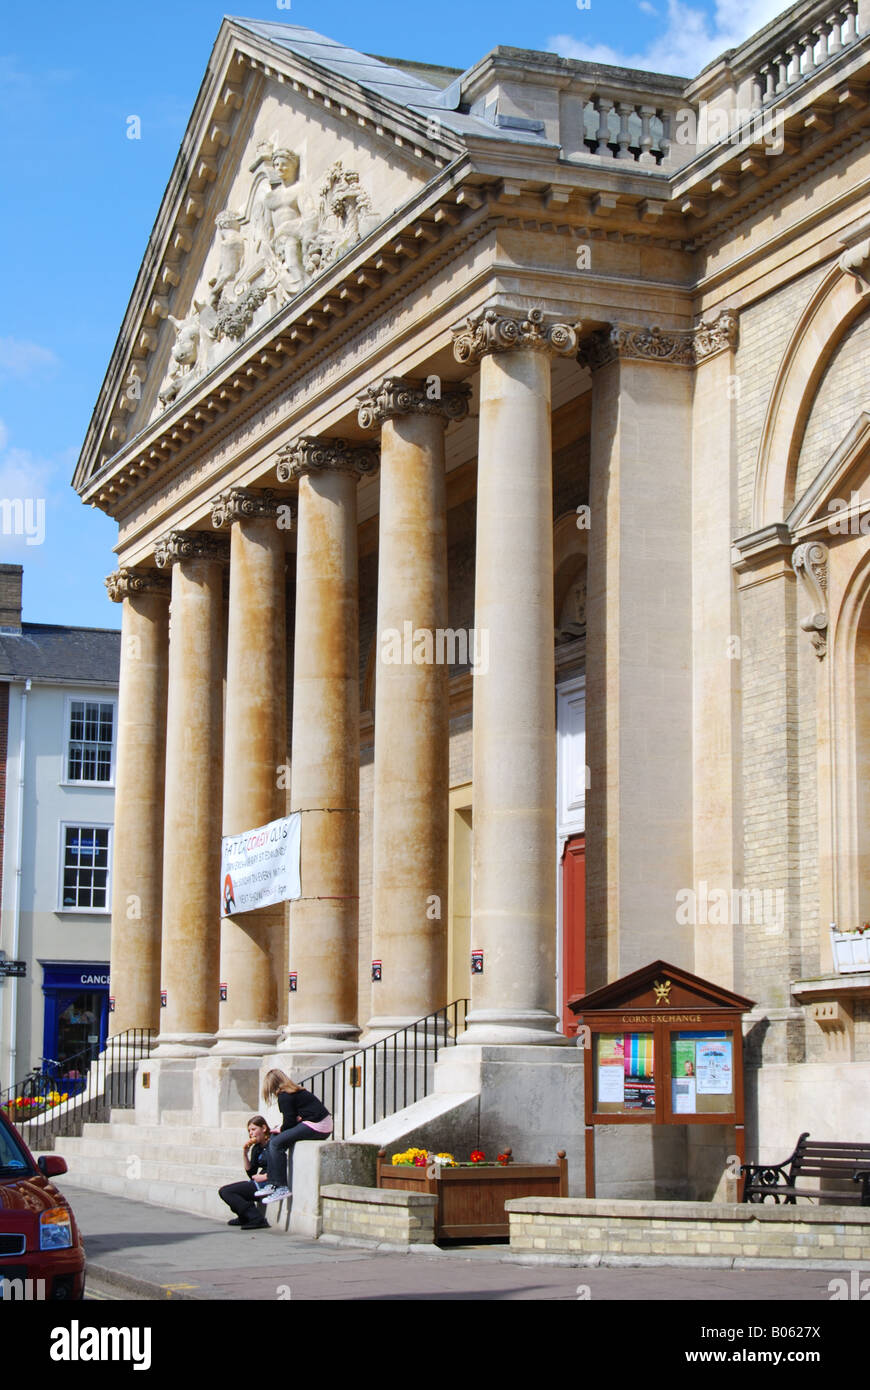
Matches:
[616,102,634,160]
[595,98,614,156]
[828,9,844,53]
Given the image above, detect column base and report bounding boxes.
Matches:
[150,1032,215,1058]
[457,1010,570,1046]
[280,1023,360,1054]
[210,1027,279,1057]
[361,1015,449,1046]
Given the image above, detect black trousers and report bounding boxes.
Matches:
[218,1179,265,1224]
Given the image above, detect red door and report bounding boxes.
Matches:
[561,835,586,1035]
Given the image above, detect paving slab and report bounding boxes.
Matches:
[57,1179,854,1302]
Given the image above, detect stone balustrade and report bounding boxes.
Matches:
[755,0,860,104]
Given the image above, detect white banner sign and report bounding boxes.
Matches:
[220,814,301,916]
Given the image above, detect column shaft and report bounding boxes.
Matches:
[371,412,449,1027]
[282,448,369,1050]
[214,500,287,1053]
[155,540,225,1054]
[106,572,169,1034]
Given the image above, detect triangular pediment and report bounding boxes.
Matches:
[788,412,870,539]
[74,19,465,491]
[568,960,755,1015]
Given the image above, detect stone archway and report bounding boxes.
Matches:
[754,249,870,529]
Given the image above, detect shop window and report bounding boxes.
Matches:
[60,825,111,911]
[65,699,115,783]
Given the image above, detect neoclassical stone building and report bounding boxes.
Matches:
[73,4,870,1188]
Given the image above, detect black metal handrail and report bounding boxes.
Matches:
[1,1028,155,1150]
[301,1000,468,1139]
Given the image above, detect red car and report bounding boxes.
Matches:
[0,1106,85,1300]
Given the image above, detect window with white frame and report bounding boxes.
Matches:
[60,825,111,911]
[66,699,115,783]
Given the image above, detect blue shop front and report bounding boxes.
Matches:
[39,961,110,1073]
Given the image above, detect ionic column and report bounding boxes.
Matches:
[452,308,578,1044]
[152,530,227,1056]
[358,377,471,1033]
[105,567,170,1034]
[277,439,377,1051]
[210,488,288,1055]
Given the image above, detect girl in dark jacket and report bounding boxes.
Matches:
[218,1115,273,1229]
[256,1069,333,1204]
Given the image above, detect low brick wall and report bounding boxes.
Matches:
[506,1197,870,1266]
[321,1183,437,1246]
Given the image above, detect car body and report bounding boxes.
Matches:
[0,1106,85,1300]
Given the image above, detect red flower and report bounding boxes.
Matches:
[497,1152,511,1166]
[470,1149,486,1164]
[413,1154,428,1167]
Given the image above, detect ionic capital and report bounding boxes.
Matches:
[276,437,380,483]
[452,307,579,364]
[578,309,738,371]
[357,377,471,431]
[105,567,171,602]
[210,487,281,529]
[154,530,228,568]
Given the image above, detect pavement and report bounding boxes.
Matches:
[57,1179,852,1302]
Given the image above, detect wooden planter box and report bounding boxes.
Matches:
[377,1149,568,1239]
[831,929,870,974]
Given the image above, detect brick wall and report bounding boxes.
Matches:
[507,1196,870,1263]
[795,305,870,500]
[321,1182,436,1245]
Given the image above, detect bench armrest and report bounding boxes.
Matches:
[741,1162,791,1202]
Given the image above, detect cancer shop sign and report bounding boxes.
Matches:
[220,814,301,916]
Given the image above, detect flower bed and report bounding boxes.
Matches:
[378,1147,568,1239]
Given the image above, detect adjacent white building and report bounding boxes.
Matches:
[0,565,120,1088]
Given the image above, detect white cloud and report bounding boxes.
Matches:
[639,2,659,14]
[0,337,59,377]
[549,0,790,75]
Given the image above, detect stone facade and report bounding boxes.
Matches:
[72,7,870,1188]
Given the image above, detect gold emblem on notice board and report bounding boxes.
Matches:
[653,978,672,1004]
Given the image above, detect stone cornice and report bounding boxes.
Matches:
[452,307,579,363]
[154,530,229,567]
[731,522,793,574]
[578,309,738,370]
[357,376,472,429]
[209,487,281,528]
[105,567,171,602]
[276,438,380,482]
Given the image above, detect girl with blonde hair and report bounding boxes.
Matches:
[255,1069,332,1205]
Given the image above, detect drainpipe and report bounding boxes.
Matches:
[6,677,30,1089]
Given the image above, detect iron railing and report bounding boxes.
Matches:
[1,1028,155,1150]
[302,1000,468,1139]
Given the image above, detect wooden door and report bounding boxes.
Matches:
[561,835,586,1034]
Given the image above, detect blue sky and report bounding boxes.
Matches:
[0,0,790,629]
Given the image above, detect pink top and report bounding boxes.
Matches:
[303,1115,333,1135]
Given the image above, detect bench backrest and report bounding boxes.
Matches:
[788,1134,870,1185]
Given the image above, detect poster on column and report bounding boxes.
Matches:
[220,813,301,916]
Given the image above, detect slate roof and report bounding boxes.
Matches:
[232,18,556,143]
[0,624,120,685]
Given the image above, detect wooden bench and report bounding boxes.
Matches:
[742,1132,870,1205]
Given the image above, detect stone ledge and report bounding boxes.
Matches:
[505,1197,870,1224]
[321,1183,437,1209]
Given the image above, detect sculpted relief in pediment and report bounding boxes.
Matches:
[155,140,379,414]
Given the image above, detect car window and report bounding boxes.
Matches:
[0,1116,35,1174]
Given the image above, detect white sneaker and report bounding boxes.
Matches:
[253,1184,276,1200]
[261,1186,290,1205]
